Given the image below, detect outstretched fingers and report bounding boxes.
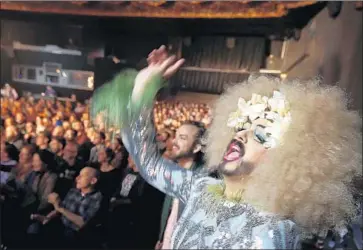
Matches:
[147,45,184,79]
[148,45,168,65]
[160,55,177,72]
[164,58,185,79]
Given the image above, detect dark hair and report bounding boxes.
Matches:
[92,167,100,181]
[70,129,77,138]
[4,142,19,162]
[105,147,115,164]
[114,137,129,169]
[182,121,206,145]
[39,131,51,142]
[34,149,56,169]
[52,137,66,149]
[115,137,123,147]
[99,132,106,141]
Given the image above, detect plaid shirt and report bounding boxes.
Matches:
[61,188,103,231]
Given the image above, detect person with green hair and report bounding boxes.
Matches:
[91,46,361,249]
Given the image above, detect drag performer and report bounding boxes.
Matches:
[91,46,362,249]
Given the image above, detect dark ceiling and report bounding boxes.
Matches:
[0,1,326,38]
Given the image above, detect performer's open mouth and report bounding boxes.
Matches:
[223,140,244,162]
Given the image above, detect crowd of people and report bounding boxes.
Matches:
[0,93,212,249]
[153,101,212,132]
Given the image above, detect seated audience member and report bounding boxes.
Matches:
[73,121,89,146]
[25,106,37,123]
[30,167,103,247]
[64,128,77,143]
[5,125,23,150]
[89,132,105,163]
[74,102,86,117]
[62,121,71,131]
[15,112,26,134]
[111,137,128,169]
[82,118,91,130]
[25,150,57,212]
[35,131,51,151]
[35,116,46,134]
[1,142,19,173]
[12,145,35,185]
[53,142,84,199]
[109,156,164,249]
[24,122,36,144]
[42,117,53,133]
[49,137,65,157]
[97,147,122,201]
[52,126,64,139]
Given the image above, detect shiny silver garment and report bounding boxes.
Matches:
[121,107,301,249]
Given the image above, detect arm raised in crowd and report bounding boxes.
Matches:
[121,46,196,204]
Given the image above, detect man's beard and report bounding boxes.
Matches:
[171,144,195,161]
[218,160,255,177]
[218,139,254,176]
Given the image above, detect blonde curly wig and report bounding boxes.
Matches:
[206,76,362,233]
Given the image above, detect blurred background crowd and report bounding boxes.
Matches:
[0,88,212,249]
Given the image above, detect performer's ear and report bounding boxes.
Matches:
[193,143,202,154]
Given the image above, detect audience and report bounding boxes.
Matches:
[153,100,212,133]
[0,94,211,249]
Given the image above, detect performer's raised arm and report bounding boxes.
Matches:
[122,47,200,203]
[92,46,200,203]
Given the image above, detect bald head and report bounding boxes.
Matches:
[76,167,100,190]
[84,167,99,179]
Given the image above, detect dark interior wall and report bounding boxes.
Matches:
[105,35,169,67]
[0,19,97,99]
[282,2,362,111]
[0,19,170,100]
[170,36,264,94]
[12,50,92,70]
[0,19,92,48]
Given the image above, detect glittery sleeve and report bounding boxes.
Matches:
[258,219,301,249]
[121,106,195,204]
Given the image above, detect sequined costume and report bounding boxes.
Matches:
[121,106,300,249]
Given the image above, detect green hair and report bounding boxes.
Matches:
[90,68,165,133]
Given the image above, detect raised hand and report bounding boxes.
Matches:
[132,45,185,103]
[147,45,184,79]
